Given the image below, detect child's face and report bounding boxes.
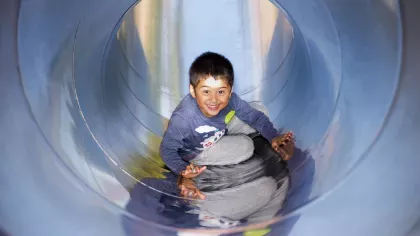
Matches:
[189,76,232,117]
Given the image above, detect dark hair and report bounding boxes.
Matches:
[189,52,234,88]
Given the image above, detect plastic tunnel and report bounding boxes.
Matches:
[1,0,420,235]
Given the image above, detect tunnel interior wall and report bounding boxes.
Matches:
[276,0,400,196]
[2,0,420,236]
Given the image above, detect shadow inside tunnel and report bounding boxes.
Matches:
[0,228,10,236]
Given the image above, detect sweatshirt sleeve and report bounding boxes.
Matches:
[159,114,191,174]
[229,93,280,142]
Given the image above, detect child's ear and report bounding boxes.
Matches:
[189,84,196,98]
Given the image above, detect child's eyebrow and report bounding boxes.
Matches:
[199,86,228,89]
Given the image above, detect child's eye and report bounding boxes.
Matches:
[202,90,209,95]
[218,91,225,95]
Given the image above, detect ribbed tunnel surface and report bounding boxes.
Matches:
[1,0,420,236]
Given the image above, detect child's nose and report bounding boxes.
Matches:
[210,94,217,103]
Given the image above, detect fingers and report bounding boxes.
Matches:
[273,144,282,153]
[272,142,279,151]
[187,164,197,173]
[181,164,206,178]
[272,131,296,160]
[182,165,192,176]
[282,132,295,143]
[282,141,295,160]
[187,190,195,198]
[180,186,206,200]
[281,131,293,141]
[272,132,294,151]
[197,191,206,200]
[197,166,206,174]
[277,146,290,161]
[181,189,195,198]
[189,164,206,174]
[189,164,197,174]
[280,133,295,147]
[189,164,198,172]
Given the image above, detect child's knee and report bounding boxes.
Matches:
[226,116,256,135]
[193,135,254,166]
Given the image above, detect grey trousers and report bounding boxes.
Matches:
[191,102,269,166]
[190,103,290,222]
[193,174,290,222]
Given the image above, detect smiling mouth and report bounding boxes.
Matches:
[207,104,219,111]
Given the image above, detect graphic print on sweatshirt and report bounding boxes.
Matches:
[194,125,226,151]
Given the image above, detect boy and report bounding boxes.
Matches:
[160,52,294,179]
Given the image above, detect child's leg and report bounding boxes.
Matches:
[245,176,290,223]
[195,177,278,221]
[191,135,254,166]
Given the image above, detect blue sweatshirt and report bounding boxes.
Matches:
[159,92,280,174]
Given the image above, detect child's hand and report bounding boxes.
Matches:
[180,163,206,178]
[272,131,295,161]
[178,178,206,200]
